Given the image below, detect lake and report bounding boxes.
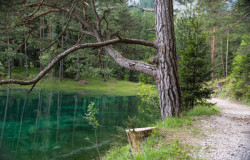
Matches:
[0,89,159,160]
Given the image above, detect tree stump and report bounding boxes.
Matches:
[126,127,156,153]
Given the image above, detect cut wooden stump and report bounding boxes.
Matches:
[126,127,156,153]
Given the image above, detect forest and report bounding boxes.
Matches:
[0,0,249,160]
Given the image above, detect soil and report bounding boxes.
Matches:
[78,80,88,85]
[194,98,250,160]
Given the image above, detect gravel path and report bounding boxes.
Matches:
[197,98,250,160]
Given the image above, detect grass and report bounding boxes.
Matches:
[0,67,154,96]
[102,104,220,160]
[186,105,221,116]
[104,132,191,160]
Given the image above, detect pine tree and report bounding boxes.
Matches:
[179,18,211,109]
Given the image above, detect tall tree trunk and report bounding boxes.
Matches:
[210,27,215,80]
[25,38,29,76]
[129,70,134,81]
[155,0,181,119]
[40,17,45,71]
[75,56,80,81]
[59,36,64,79]
[226,32,229,77]
[220,39,225,77]
[103,60,106,82]
[20,57,23,72]
[7,36,11,79]
[49,21,54,78]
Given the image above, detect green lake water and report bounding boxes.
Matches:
[0,89,158,160]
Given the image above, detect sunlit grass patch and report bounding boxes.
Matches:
[156,117,191,129]
[186,105,221,116]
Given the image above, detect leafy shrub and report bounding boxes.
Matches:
[230,34,250,99]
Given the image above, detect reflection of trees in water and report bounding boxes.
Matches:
[0,89,10,149]
[32,89,42,159]
[0,90,157,160]
[16,93,27,151]
[72,94,78,147]
[56,92,62,144]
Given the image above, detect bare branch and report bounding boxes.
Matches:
[25,2,94,30]
[21,9,60,25]
[129,5,154,12]
[0,38,157,85]
[90,0,100,23]
[22,0,45,20]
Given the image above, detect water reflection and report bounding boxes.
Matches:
[0,89,158,160]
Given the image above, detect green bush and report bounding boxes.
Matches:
[230,34,250,99]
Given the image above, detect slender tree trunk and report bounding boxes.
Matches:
[40,17,45,71]
[129,70,134,81]
[25,38,29,77]
[49,21,55,78]
[28,50,31,69]
[75,56,80,81]
[103,60,106,82]
[118,67,125,80]
[20,57,23,72]
[211,27,215,80]
[59,36,64,79]
[155,0,181,119]
[226,32,229,77]
[7,36,11,79]
[220,39,225,77]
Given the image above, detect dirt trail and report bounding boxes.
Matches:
[196,98,250,160]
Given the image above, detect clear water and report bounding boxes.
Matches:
[0,89,158,160]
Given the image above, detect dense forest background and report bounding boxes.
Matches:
[0,0,249,108]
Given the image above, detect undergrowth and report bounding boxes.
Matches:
[102,105,220,160]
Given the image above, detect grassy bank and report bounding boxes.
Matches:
[0,68,157,96]
[103,105,221,160]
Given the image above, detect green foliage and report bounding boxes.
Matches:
[138,82,160,118]
[84,102,101,159]
[138,82,158,107]
[230,34,250,99]
[0,62,4,71]
[178,15,211,109]
[84,102,99,129]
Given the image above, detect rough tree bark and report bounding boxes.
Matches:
[154,0,181,119]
